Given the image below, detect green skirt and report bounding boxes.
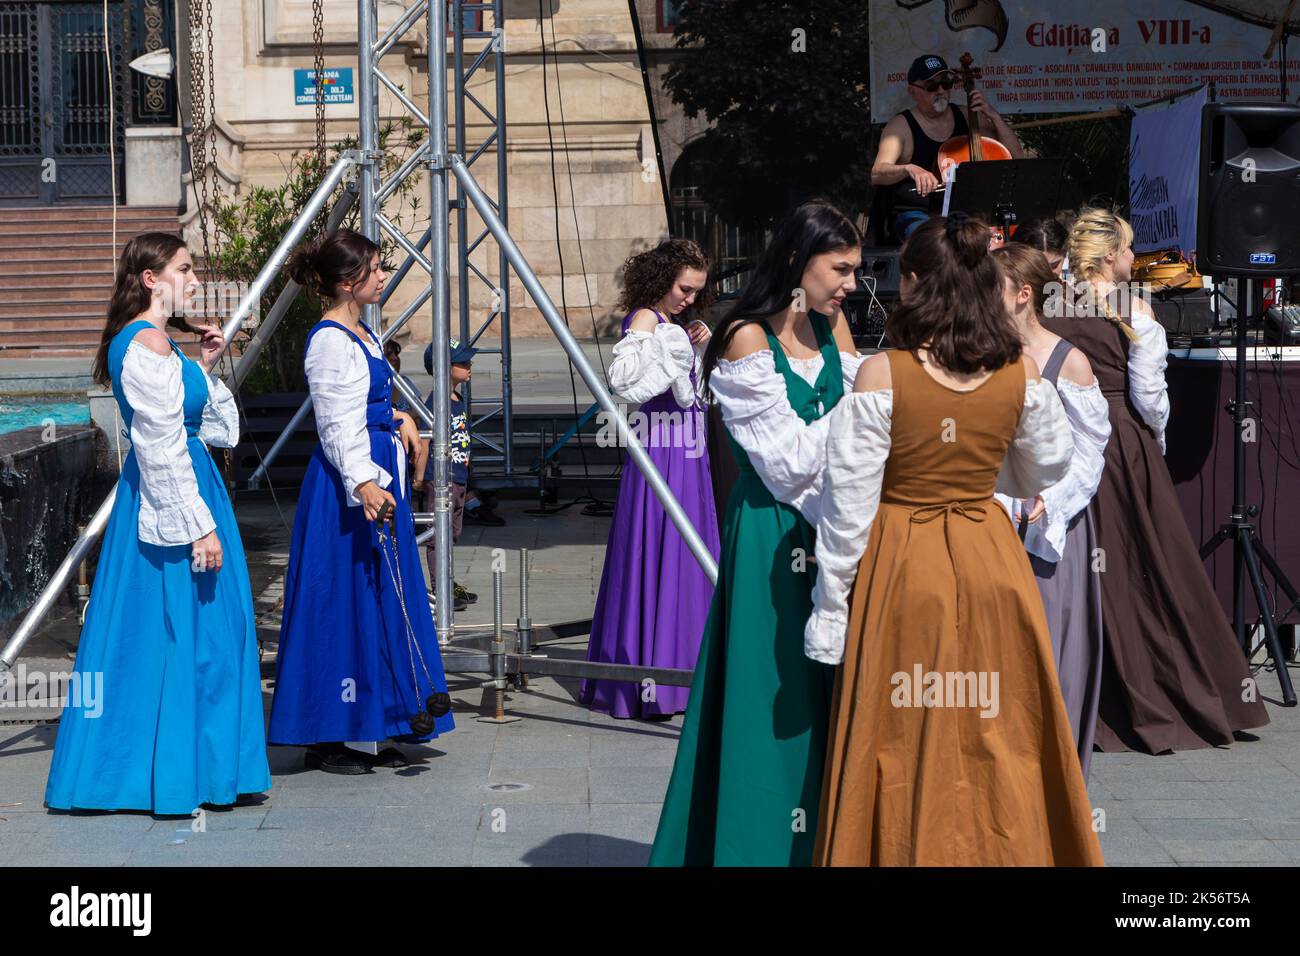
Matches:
[648,466,835,866]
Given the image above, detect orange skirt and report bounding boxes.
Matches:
[813,499,1104,866]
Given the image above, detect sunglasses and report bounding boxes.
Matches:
[915,76,955,93]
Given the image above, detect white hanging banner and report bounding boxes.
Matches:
[869,1,1286,123]
[1127,86,1207,254]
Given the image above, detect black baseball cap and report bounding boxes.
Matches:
[908,54,951,85]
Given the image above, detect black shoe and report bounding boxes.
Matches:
[454,582,478,604]
[428,588,468,612]
[304,743,372,775]
[464,507,505,527]
[360,746,411,768]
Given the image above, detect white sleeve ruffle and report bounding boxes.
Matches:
[608,323,696,408]
[995,377,1074,500]
[709,349,835,524]
[197,370,240,448]
[996,378,1110,564]
[121,343,216,547]
[838,350,867,390]
[1128,308,1170,453]
[804,390,894,665]
[306,327,392,507]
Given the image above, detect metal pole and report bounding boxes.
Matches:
[358,0,380,334]
[453,0,471,446]
[493,0,513,473]
[517,546,530,689]
[428,0,455,643]
[1,151,360,672]
[449,155,718,584]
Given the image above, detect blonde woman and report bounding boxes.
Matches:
[1043,208,1269,754]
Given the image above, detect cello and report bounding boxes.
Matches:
[935,53,1016,242]
[937,52,1013,177]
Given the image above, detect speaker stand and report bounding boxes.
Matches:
[1199,278,1298,706]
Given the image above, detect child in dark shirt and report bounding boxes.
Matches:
[422,341,477,609]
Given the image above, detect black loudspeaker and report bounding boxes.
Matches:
[1198,102,1300,276]
[857,246,901,296]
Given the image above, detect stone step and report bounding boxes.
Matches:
[0,285,113,302]
[0,205,177,222]
[0,259,118,276]
[0,299,105,317]
[0,316,105,332]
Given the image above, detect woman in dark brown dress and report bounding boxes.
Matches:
[1043,207,1270,754]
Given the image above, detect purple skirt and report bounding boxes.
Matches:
[580,399,720,718]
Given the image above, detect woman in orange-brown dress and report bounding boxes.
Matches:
[804,214,1103,866]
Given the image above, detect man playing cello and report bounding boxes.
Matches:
[872,54,1026,240]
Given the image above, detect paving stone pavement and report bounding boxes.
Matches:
[2,497,1298,867]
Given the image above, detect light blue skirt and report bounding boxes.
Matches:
[44,439,272,814]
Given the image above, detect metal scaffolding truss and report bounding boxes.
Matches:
[1,0,715,686]
[451,1,513,473]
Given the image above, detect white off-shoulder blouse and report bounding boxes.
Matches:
[120,341,240,547]
[304,325,408,507]
[706,348,866,524]
[1128,307,1170,453]
[608,322,699,408]
[995,377,1111,564]
[803,377,1074,665]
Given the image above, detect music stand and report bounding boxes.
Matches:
[943,158,1067,235]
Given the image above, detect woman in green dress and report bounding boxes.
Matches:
[650,201,864,866]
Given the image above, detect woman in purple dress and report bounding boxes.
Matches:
[581,239,720,719]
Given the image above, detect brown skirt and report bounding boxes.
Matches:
[1092,404,1269,754]
[814,499,1104,866]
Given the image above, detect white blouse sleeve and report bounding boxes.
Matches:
[197,370,240,448]
[995,377,1074,500]
[709,350,836,524]
[1020,379,1111,563]
[607,323,696,407]
[305,327,392,507]
[121,344,216,547]
[839,350,867,390]
[804,391,894,665]
[1128,307,1170,453]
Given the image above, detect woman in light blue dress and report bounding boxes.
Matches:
[45,233,271,814]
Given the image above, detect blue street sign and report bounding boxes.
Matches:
[295,67,353,105]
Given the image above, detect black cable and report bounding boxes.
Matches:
[537,0,612,509]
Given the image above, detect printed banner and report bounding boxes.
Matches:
[870,1,1293,122]
[1127,86,1207,253]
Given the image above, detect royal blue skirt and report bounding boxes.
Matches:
[268,430,453,744]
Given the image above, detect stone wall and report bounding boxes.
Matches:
[0,426,99,634]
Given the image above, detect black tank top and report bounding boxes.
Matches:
[891,105,969,213]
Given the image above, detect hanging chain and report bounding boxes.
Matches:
[311,0,326,166]
[186,0,217,283]
[377,522,436,701]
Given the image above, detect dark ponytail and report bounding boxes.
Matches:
[285,227,381,301]
[93,232,188,386]
[886,214,1021,375]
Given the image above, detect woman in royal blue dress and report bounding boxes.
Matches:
[268,228,454,774]
[581,239,720,719]
[45,232,271,813]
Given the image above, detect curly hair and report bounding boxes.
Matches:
[616,238,716,323]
